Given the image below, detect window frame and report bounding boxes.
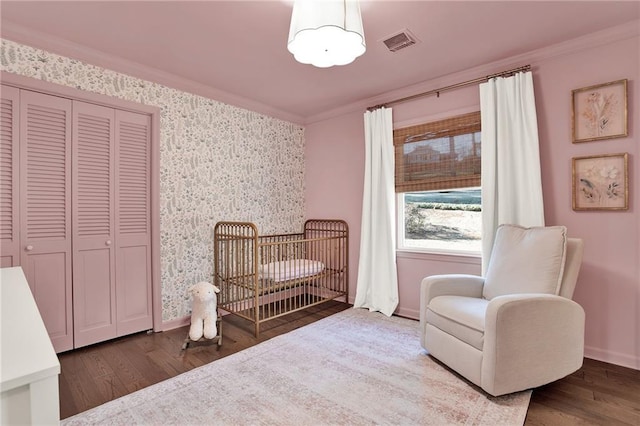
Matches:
[396,191,481,256]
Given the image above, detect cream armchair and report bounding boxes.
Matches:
[420,224,585,397]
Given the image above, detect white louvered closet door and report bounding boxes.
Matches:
[115,110,153,335]
[0,85,20,268]
[72,101,117,348]
[19,90,74,353]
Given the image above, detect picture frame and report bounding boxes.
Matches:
[572,79,627,143]
[572,153,628,211]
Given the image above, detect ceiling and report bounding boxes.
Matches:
[1,1,639,124]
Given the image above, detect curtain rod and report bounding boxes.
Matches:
[367,64,531,111]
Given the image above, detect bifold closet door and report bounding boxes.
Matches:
[4,84,154,352]
[0,85,20,268]
[72,101,117,348]
[115,110,153,335]
[74,106,152,345]
[19,90,74,353]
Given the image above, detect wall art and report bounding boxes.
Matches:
[572,79,627,143]
[572,152,628,211]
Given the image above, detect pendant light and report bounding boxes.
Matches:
[287,0,366,68]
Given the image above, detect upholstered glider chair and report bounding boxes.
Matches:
[420,224,585,397]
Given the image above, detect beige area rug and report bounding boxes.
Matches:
[62,308,531,425]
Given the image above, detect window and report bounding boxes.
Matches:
[394,112,482,254]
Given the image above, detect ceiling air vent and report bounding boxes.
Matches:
[382,30,418,52]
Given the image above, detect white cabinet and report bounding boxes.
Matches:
[1,266,60,425]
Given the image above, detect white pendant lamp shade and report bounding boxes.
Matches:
[288,0,366,68]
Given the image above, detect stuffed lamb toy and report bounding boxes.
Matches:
[188,281,220,341]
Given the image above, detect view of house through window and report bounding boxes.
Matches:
[399,188,481,253]
[394,112,482,254]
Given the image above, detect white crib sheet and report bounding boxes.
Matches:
[259,259,325,282]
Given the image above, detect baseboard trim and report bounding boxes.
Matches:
[585,345,640,371]
[395,306,419,321]
[162,297,350,332]
[160,316,190,332]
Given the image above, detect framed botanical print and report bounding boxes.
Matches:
[572,153,628,211]
[572,79,628,143]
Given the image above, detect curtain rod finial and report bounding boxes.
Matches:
[367,104,388,112]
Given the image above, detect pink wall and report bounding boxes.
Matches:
[305,25,640,369]
[536,35,639,369]
[305,111,365,298]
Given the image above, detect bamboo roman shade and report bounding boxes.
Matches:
[394,111,481,193]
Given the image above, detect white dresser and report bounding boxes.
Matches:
[1,267,60,425]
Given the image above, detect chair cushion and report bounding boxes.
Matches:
[426,295,488,350]
[483,224,567,300]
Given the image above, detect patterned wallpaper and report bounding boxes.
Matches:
[1,39,306,322]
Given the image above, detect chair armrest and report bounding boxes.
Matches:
[420,274,485,307]
[419,274,485,341]
[481,294,585,396]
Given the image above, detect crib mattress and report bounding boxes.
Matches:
[258,259,325,282]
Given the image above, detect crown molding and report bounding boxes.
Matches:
[2,18,637,127]
[305,19,640,125]
[1,20,305,125]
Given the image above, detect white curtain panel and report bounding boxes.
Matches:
[480,71,545,273]
[354,107,399,316]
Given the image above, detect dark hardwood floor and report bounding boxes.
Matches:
[58,301,351,419]
[526,358,640,425]
[59,302,640,425]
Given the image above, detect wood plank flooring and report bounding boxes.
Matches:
[526,358,640,425]
[58,301,350,419]
[59,302,640,425]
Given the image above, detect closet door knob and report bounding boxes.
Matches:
[105,240,112,246]
[25,245,34,252]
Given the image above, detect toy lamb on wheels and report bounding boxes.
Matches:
[182,281,222,349]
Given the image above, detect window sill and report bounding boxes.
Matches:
[396,248,481,265]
